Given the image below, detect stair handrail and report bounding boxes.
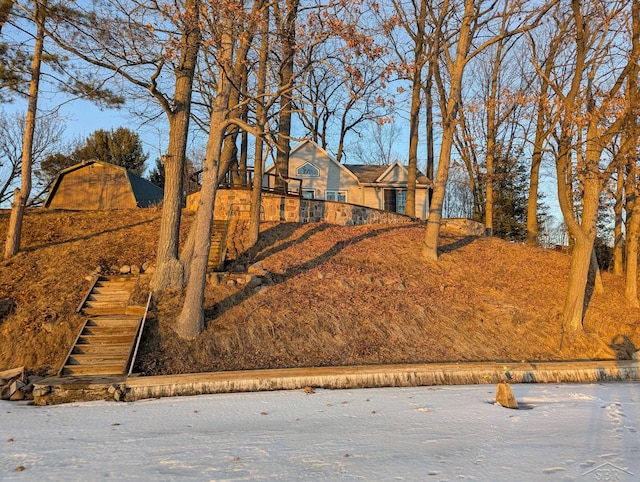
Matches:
[57,318,91,377]
[76,273,100,313]
[127,292,152,377]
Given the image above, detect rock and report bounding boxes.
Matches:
[120,265,131,274]
[317,272,326,280]
[2,379,25,401]
[247,262,268,276]
[145,266,155,274]
[130,265,141,275]
[236,276,247,285]
[247,275,262,289]
[495,382,518,409]
[95,266,102,273]
[9,386,25,401]
[226,279,236,287]
[142,262,152,272]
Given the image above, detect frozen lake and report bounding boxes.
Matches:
[1,382,639,481]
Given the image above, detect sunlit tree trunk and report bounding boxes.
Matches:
[423,0,475,261]
[612,166,624,276]
[623,0,640,306]
[174,29,234,339]
[4,0,44,259]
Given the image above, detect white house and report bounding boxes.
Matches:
[265,140,431,219]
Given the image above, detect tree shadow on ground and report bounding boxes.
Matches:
[609,334,638,360]
[206,223,415,325]
[233,223,332,268]
[22,217,161,252]
[438,235,479,255]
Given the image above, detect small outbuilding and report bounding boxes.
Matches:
[44,160,163,210]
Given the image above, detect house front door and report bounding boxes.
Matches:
[384,189,406,214]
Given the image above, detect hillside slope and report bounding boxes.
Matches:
[1,209,638,376]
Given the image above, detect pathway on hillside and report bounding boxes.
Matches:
[59,276,147,377]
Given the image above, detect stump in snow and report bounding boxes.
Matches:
[495,381,518,409]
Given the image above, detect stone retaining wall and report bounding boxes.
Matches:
[186,190,414,225]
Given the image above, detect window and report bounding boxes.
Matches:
[325,190,347,202]
[302,189,315,199]
[296,163,320,177]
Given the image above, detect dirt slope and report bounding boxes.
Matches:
[1,209,638,376]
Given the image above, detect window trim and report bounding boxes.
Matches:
[325,190,347,203]
[296,163,320,177]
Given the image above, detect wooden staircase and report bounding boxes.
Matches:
[208,219,228,271]
[59,276,148,377]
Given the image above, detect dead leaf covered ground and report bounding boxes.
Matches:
[1,209,638,377]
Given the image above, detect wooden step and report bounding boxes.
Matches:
[88,291,130,299]
[77,334,136,345]
[125,306,146,316]
[71,343,133,355]
[83,308,130,316]
[66,354,131,366]
[85,317,141,327]
[61,365,126,377]
[81,325,138,336]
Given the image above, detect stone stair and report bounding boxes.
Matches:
[59,276,146,377]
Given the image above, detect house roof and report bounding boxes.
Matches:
[44,160,163,208]
[342,164,389,183]
[343,162,431,186]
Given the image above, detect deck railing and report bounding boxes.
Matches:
[189,168,302,197]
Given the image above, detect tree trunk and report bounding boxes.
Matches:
[424,64,435,207]
[274,0,299,191]
[422,0,475,261]
[526,33,558,247]
[174,97,230,339]
[563,234,594,333]
[151,0,200,293]
[612,166,624,276]
[405,0,427,219]
[624,206,639,307]
[623,0,640,305]
[4,0,43,259]
[247,6,269,248]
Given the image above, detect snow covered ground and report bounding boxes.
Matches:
[1,382,639,481]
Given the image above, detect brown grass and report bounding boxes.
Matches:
[1,209,639,377]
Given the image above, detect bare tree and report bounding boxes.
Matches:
[0,110,65,205]
[175,0,266,339]
[538,0,637,332]
[4,0,44,259]
[422,0,550,261]
[50,0,201,292]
